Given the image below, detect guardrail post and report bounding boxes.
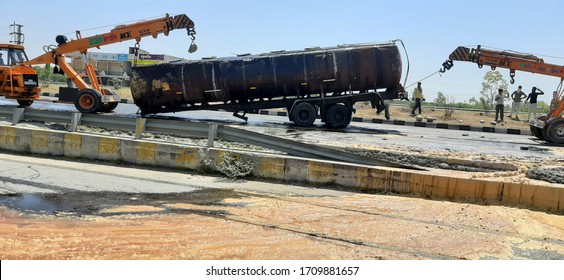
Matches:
[135,118,147,139]
[12,107,26,125]
[207,124,218,147]
[70,112,82,132]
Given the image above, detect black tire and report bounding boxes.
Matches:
[325,104,352,128]
[530,125,545,140]
[543,118,564,144]
[99,102,119,113]
[75,89,102,113]
[291,102,317,127]
[17,100,33,107]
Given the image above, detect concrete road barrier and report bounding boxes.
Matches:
[0,124,562,212]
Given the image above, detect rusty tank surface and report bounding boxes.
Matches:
[130,41,405,127]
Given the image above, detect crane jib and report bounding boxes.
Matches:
[172,14,195,29]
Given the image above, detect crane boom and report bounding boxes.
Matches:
[26,14,195,65]
[440,45,564,82]
[440,45,564,144]
[23,13,196,113]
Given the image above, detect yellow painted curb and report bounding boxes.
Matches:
[176,147,201,169]
[98,137,120,160]
[31,130,49,151]
[136,142,157,164]
[257,157,285,180]
[0,126,17,147]
[308,161,334,184]
[64,134,82,157]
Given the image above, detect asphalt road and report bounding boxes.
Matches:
[1,99,561,161]
[1,153,564,260]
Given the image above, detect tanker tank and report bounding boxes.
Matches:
[130,41,405,127]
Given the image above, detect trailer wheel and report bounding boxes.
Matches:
[543,118,564,144]
[530,125,545,140]
[17,100,33,107]
[75,89,101,113]
[292,102,317,127]
[99,102,119,113]
[325,104,352,128]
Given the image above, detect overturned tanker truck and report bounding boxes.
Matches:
[131,40,407,128]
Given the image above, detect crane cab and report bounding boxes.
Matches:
[0,43,40,106]
[0,44,29,66]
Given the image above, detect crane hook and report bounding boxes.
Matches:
[187,27,198,53]
[439,59,453,73]
[509,70,515,84]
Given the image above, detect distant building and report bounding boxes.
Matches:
[67,48,186,87]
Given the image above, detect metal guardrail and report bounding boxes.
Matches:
[218,126,410,168]
[0,105,418,169]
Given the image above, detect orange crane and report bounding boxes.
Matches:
[440,45,564,144]
[1,13,197,113]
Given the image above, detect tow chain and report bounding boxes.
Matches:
[133,42,140,66]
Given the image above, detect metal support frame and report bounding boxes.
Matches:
[12,107,25,125]
[135,118,147,139]
[207,124,218,147]
[70,112,82,132]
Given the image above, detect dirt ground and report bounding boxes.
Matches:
[355,101,537,130]
[343,142,564,185]
[1,189,564,260]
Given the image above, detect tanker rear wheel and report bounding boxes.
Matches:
[324,104,352,128]
[291,102,317,127]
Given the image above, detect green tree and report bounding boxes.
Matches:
[33,64,68,87]
[469,97,478,106]
[480,70,508,113]
[33,66,51,87]
[434,92,446,105]
[433,91,456,118]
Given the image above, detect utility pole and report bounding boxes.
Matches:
[10,22,25,45]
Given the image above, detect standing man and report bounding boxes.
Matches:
[411,82,425,115]
[526,87,544,122]
[510,85,527,120]
[494,88,505,123]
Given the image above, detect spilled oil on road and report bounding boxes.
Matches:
[1,190,563,260]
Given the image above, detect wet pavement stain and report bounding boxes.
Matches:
[511,246,564,260]
[0,194,67,215]
[0,189,247,217]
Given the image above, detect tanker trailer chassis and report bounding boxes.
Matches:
[131,42,406,128]
[136,88,397,128]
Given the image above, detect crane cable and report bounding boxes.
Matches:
[60,14,172,36]
[404,70,442,89]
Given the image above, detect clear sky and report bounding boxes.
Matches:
[2,0,563,103]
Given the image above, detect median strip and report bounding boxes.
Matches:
[0,124,561,213]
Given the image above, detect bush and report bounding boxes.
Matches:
[217,153,254,179]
